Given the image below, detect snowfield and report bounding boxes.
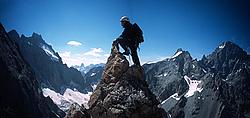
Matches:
[41,45,59,61]
[184,75,203,97]
[42,88,92,111]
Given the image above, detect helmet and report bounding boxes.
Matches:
[120,16,130,22]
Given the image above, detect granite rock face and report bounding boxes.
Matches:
[66,43,168,118]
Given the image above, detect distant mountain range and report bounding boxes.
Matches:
[72,63,104,75]
[143,41,250,118]
[7,29,103,112]
[8,30,87,94]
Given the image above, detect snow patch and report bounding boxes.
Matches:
[41,45,59,61]
[42,88,92,111]
[145,61,158,64]
[91,84,97,90]
[161,93,180,105]
[184,75,203,97]
[219,43,226,49]
[172,51,183,58]
[91,73,96,76]
[43,88,64,105]
[63,89,92,108]
[192,64,195,68]
[202,69,207,73]
[155,72,168,77]
[28,41,32,45]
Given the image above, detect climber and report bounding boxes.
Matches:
[114,16,144,66]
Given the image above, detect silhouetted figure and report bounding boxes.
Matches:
[114,16,144,66]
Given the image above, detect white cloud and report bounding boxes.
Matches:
[84,48,103,57]
[59,51,71,57]
[67,41,82,46]
[58,48,109,67]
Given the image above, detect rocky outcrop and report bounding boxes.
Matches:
[65,103,90,118]
[0,23,65,117]
[66,43,167,118]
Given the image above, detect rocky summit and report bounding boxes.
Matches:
[66,43,167,118]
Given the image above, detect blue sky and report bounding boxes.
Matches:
[1,0,250,66]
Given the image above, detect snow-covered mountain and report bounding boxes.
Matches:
[7,30,102,112]
[8,30,89,93]
[144,41,250,118]
[0,23,65,118]
[72,63,104,75]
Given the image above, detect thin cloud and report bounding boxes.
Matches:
[58,48,109,67]
[67,41,82,46]
[84,48,103,57]
[141,56,171,65]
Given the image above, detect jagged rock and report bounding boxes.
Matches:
[170,96,187,118]
[65,103,90,118]
[102,42,129,83]
[67,42,167,118]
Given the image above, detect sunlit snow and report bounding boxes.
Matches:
[184,75,203,97]
[41,45,59,61]
[172,51,183,58]
[42,88,92,111]
[219,43,226,49]
[91,73,96,76]
[161,93,180,105]
[155,72,168,77]
[91,84,97,90]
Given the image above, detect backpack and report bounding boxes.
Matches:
[132,23,144,44]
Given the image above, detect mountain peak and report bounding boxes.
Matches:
[172,48,183,58]
[32,32,42,38]
[218,41,240,49]
[213,41,247,59]
[172,48,192,61]
[19,33,45,46]
[8,30,19,37]
[177,48,183,52]
[66,42,168,118]
[8,30,20,41]
[204,41,248,74]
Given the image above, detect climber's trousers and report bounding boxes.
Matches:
[114,38,140,66]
